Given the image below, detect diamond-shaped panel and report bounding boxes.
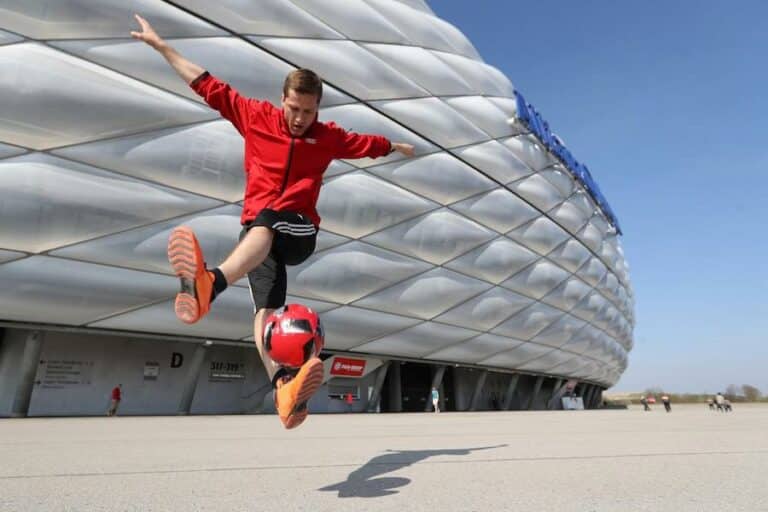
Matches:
[435,287,534,331]
[444,237,538,284]
[52,37,354,107]
[0,154,222,253]
[368,153,495,205]
[371,97,489,148]
[492,302,565,340]
[451,188,540,233]
[0,256,176,325]
[318,171,437,238]
[363,44,473,96]
[362,209,496,265]
[451,141,533,184]
[353,322,479,358]
[54,121,245,202]
[426,333,524,364]
[1,1,223,39]
[354,267,492,319]
[287,241,431,303]
[0,43,215,150]
[319,306,421,350]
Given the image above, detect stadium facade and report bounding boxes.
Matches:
[0,0,634,416]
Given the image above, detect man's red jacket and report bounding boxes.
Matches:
[191,72,393,226]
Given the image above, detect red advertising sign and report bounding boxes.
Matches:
[330,357,367,377]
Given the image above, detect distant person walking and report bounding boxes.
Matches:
[715,392,725,412]
[640,396,650,411]
[661,394,671,412]
[107,384,122,416]
[431,387,440,413]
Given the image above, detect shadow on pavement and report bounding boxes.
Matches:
[319,444,507,498]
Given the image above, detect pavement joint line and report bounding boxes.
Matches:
[3,449,767,480]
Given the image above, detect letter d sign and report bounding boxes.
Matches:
[170,352,184,368]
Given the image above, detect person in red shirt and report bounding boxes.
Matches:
[132,16,414,429]
[107,384,122,417]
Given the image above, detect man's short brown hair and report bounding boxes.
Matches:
[283,69,323,102]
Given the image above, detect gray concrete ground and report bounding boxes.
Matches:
[1,403,767,512]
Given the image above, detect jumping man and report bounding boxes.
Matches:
[131,15,415,429]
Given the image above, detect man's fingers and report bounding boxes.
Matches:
[134,14,149,31]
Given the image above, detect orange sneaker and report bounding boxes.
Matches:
[275,357,324,429]
[167,226,214,324]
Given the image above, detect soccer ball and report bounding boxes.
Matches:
[263,304,324,368]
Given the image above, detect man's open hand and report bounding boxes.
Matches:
[391,142,415,157]
[130,14,163,49]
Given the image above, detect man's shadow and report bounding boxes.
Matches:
[319,444,506,498]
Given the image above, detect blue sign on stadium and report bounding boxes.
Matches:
[513,91,621,234]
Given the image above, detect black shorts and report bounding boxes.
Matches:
[241,209,317,312]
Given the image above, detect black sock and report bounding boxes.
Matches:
[210,268,228,302]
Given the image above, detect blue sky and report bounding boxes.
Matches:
[432,1,768,393]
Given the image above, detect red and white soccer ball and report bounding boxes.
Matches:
[263,304,324,368]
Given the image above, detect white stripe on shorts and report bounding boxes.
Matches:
[272,221,317,236]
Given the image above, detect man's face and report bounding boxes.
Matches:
[282,89,319,137]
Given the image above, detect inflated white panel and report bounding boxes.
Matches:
[451,189,540,233]
[0,257,176,325]
[491,302,564,341]
[0,154,221,253]
[501,135,555,171]
[52,38,353,107]
[91,286,255,340]
[432,50,513,96]
[292,0,408,44]
[354,267,492,319]
[501,259,570,300]
[508,173,566,212]
[371,97,489,148]
[353,322,479,357]
[508,217,571,255]
[1,0,223,38]
[49,205,243,275]
[287,241,431,303]
[451,141,533,184]
[368,153,495,205]
[176,0,341,38]
[443,96,514,138]
[0,43,214,149]
[318,171,437,238]
[547,239,592,273]
[320,306,421,350]
[435,287,533,331]
[363,209,496,265]
[54,121,245,202]
[444,237,538,284]
[322,104,439,167]
[363,44,474,96]
[426,333,523,363]
[478,342,553,368]
[254,38,427,100]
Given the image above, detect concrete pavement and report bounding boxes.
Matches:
[1,404,767,511]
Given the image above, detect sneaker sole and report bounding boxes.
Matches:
[283,360,324,430]
[168,226,202,324]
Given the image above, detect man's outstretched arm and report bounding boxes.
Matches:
[131,14,204,84]
[131,14,254,134]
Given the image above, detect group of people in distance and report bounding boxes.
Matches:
[640,394,672,412]
[707,392,733,412]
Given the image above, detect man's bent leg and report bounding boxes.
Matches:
[254,308,281,381]
[219,226,274,285]
[254,309,323,430]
